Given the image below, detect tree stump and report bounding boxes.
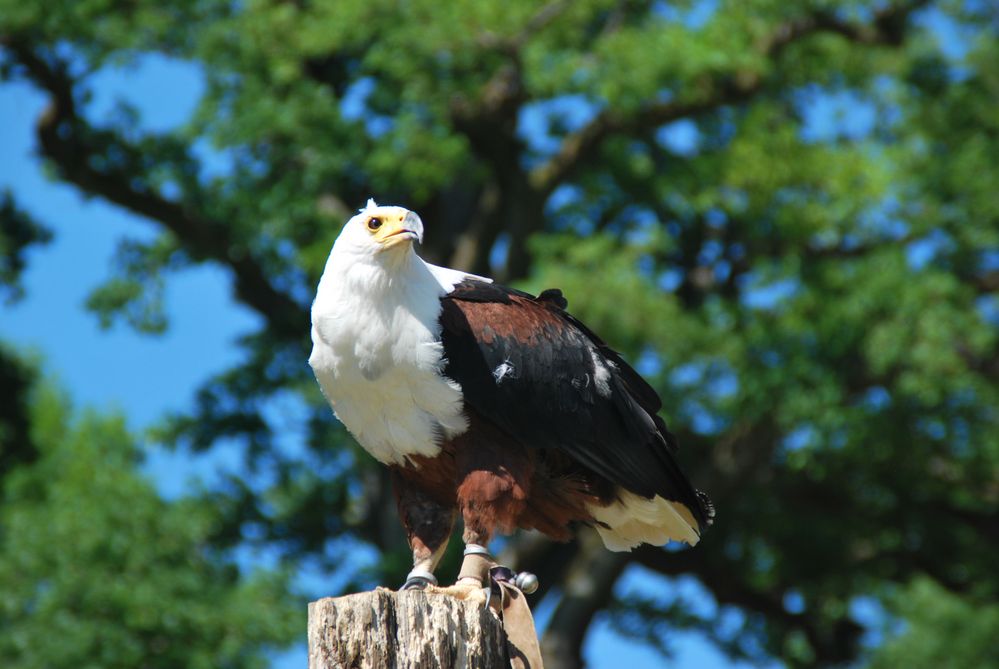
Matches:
[308,588,510,668]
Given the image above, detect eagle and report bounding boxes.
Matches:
[309,200,713,594]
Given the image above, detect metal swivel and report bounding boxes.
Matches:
[513,571,539,594]
[487,565,540,595]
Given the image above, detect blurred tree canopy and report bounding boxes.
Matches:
[0,346,300,668]
[2,0,998,667]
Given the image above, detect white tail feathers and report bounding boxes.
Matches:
[588,489,701,551]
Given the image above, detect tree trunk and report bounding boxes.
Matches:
[308,588,510,669]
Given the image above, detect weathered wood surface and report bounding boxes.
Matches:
[308,588,510,669]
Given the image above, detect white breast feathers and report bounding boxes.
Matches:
[308,251,473,465]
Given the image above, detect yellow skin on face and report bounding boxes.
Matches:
[366,212,419,250]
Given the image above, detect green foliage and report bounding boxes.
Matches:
[0,364,300,669]
[869,579,999,669]
[85,238,180,333]
[0,189,51,303]
[0,344,38,478]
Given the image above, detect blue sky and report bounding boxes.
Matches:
[0,56,759,668]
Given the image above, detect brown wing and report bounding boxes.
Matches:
[438,279,713,531]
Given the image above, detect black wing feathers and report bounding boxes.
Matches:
[439,280,711,529]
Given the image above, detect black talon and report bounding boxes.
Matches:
[402,573,437,590]
[489,566,516,584]
[485,566,511,609]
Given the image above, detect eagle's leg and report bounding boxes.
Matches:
[452,464,514,587]
[422,523,494,604]
[448,420,539,595]
[453,507,538,595]
[391,470,456,590]
[456,535,495,586]
[438,527,539,604]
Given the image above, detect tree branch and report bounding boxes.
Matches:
[540,530,629,669]
[529,76,761,196]
[530,0,933,195]
[475,0,572,52]
[763,0,933,53]
[633,546,863,664]
[2,39,309,341]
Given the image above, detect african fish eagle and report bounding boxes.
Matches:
[309,200,713,593]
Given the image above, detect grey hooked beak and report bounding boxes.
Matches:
[403,211,424,244]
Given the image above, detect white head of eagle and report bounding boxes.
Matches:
[331,199,425,258]
[309,200,713,590]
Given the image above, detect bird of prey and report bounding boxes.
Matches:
[309,200,712,593]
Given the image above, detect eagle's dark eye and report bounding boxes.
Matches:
[367,217,382,231]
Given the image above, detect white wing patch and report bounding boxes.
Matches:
[424,261,492,293]
[493,360,516,384]
[590,348,613,397]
